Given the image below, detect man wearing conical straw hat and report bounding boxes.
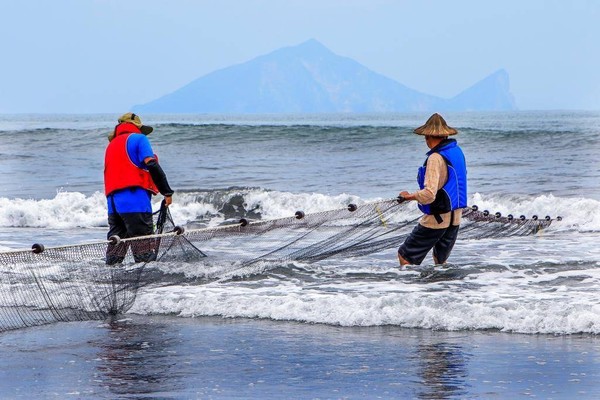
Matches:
[398,113,467,266]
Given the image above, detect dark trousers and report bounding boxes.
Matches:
[106,212,156,265]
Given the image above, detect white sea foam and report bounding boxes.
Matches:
[0,191,106,228]
[1,189,597,233]
[242,190,365,219]
[130,266,600,334]
[0,191,216,229]
[470,192,600,231]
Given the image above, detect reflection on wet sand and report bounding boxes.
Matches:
[93,317,184,397]
[415,341,470,399]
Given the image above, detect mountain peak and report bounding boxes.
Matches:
[450,68,516,111]
[296,38,327,49]
[272,38,335,58]
[491,68,509,78]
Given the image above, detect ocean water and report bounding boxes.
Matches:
[1,111,600,398]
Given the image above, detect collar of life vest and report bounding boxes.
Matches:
[114,122,142,137]
[426,138,457,156]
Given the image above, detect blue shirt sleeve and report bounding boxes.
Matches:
[126,134,155,169]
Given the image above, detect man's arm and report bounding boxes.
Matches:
[399,154,445,204]
[144,156,174,206]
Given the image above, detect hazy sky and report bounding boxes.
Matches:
[1,0,598,113]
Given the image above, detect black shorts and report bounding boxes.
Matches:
[398,223,459,265]
[106,212,155,265]
[107,212,154,239]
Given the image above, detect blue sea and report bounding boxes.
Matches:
[1,111,600,398]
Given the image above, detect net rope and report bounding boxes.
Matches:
[0,199,555,333]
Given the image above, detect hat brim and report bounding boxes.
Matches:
[413,126,457,137]
[140,125,153,135]
[413,129,457,137]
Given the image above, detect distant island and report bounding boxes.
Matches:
[133,39,516,113]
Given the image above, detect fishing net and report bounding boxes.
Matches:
[0,199,556,333]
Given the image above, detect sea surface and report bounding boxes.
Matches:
[1,111,600,398]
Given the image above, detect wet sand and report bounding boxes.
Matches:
[1,315,599,399]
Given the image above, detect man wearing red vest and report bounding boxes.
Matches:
[104,112,174,264]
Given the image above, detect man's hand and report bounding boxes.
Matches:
[164,195,172,207]
[399,191,416,201]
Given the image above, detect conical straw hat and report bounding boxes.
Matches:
[414,113,458,137]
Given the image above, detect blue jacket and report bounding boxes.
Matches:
[417,139,467,218]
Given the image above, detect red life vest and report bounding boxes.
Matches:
[104,123,159,196]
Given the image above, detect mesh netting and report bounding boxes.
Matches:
[0,199,555,333]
